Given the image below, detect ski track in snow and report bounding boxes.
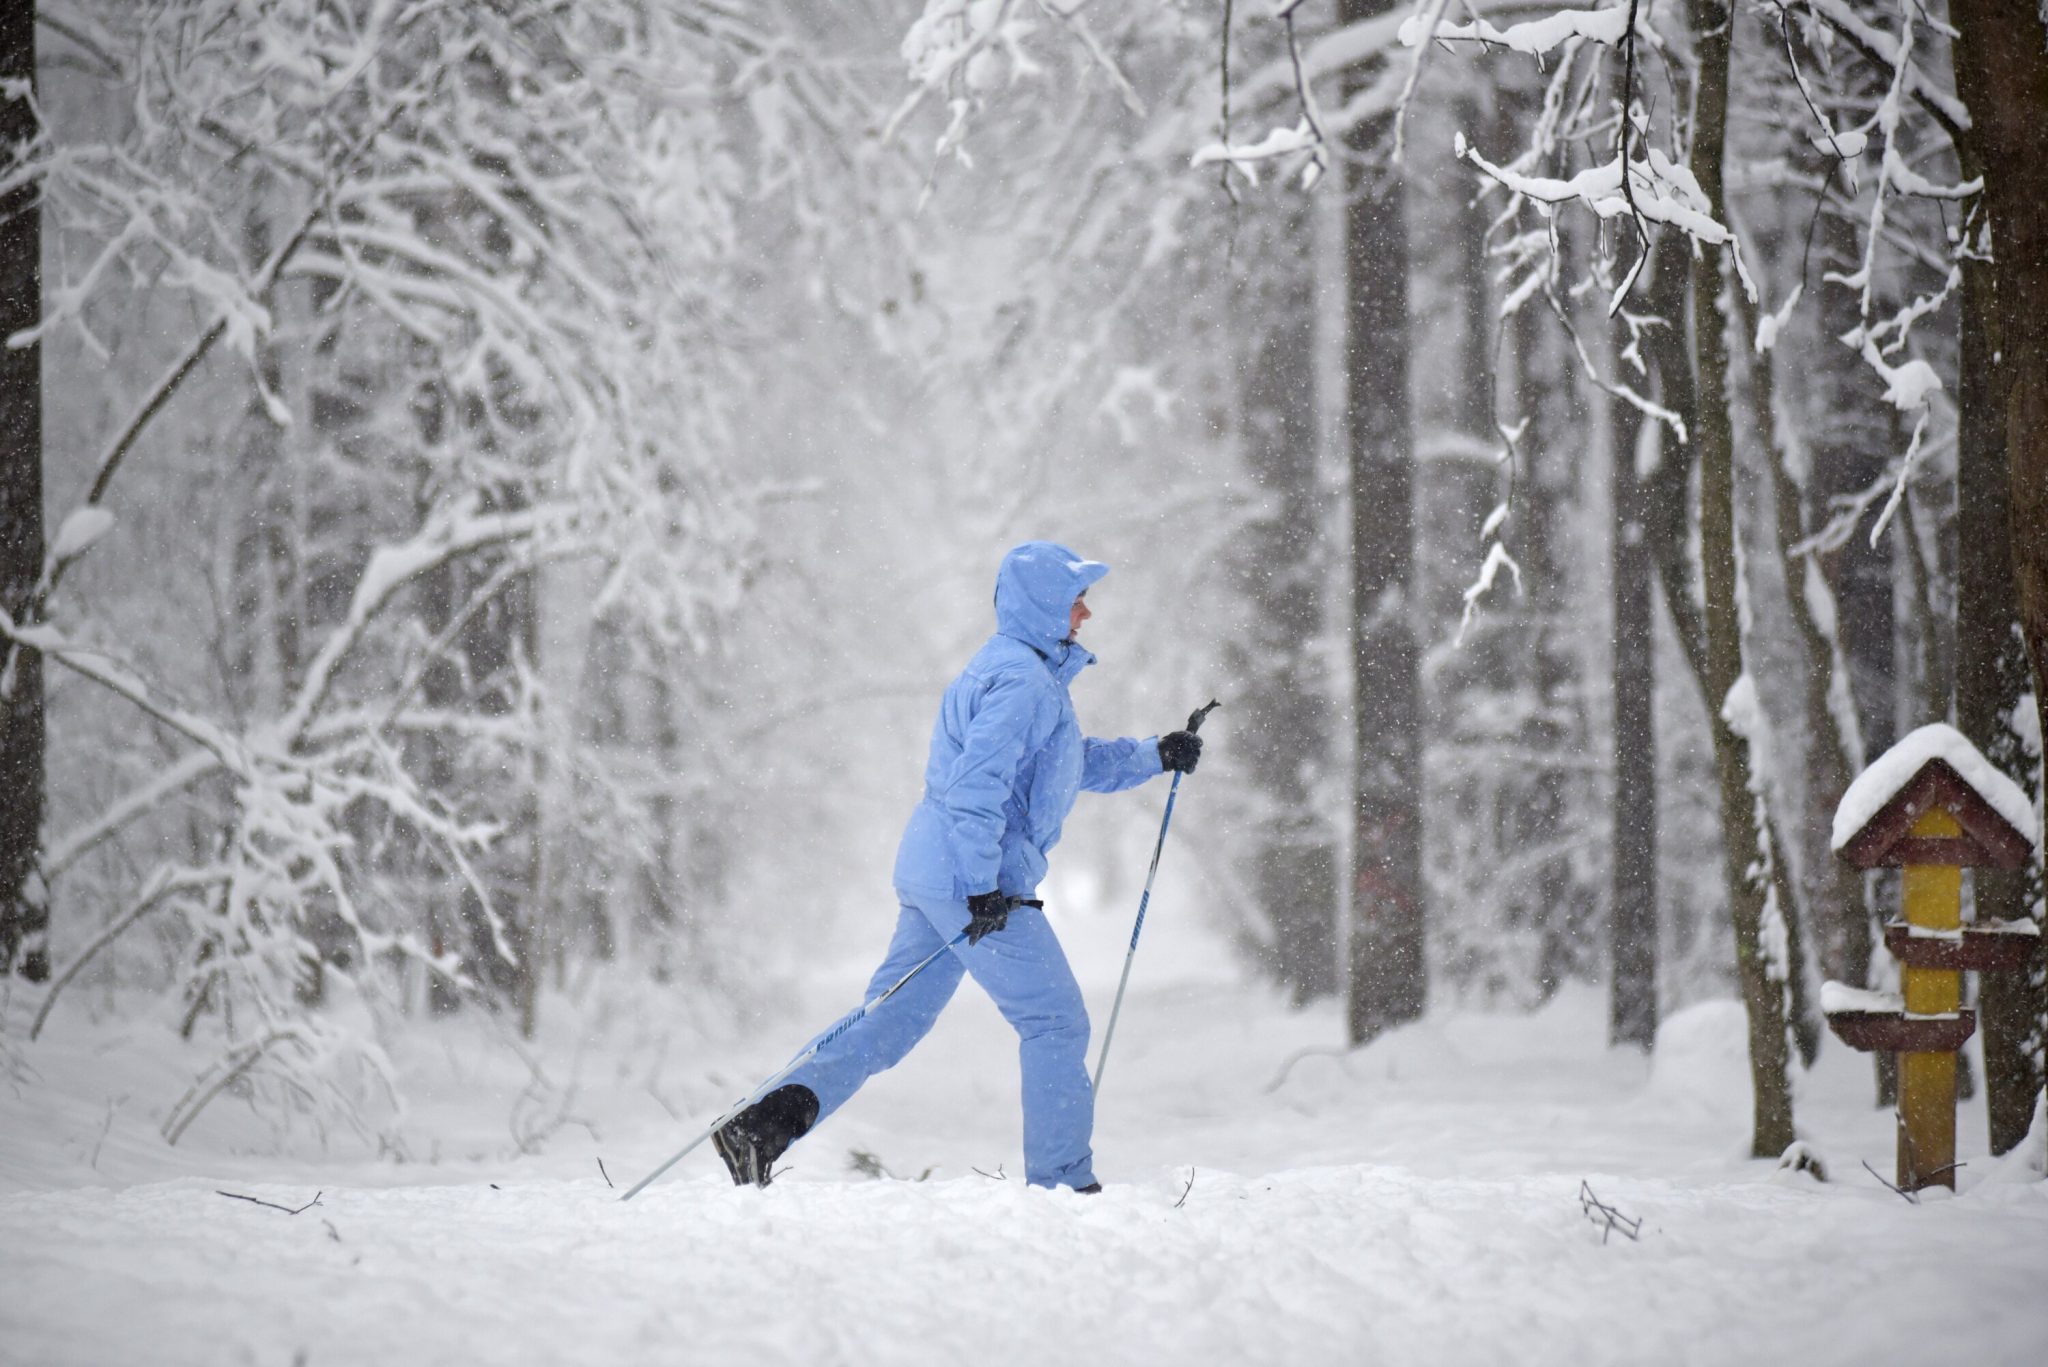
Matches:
[5,968,2047,1367]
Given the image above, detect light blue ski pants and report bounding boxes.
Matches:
[783,895,1097,1190]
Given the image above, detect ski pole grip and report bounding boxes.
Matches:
[1185,699,1222,734]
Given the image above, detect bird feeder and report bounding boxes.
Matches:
[1826,724,2038,1193]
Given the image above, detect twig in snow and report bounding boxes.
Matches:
[217,1190,323,1216]
[1175,1168,1196,1208]
[1862,1156,1961,1202]
[322,1220,342,1243]
[597,1158,614,1189]
[972,1163,1008,1181]
[1861,1159,1917,1203]
[1263,1045,1350,1094]
[89,1095,123,1171]
[1577,1181,1641,1242]
[850,1148,936,1182]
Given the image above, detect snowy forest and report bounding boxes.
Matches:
[3,3,2046,1364]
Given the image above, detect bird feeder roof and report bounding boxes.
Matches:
[1832,724,2037,870]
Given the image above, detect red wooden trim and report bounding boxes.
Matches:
[1838,759,2036,870]
[1887,836,1991,867]
[1883,923,2038,972]
[1825,1009,1977,1053]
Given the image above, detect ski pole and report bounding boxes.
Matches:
[620,928,969,1201]
[1092,699,1220,1098]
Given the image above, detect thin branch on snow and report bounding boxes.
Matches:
[88,1097,121,1172]
[216,1190,324,1216]
[1861,1159,1919,1204]
[1578,1181,1642,1242]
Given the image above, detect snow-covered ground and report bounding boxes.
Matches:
[5,910,2046,1367]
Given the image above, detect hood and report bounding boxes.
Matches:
[993,541,1109,655]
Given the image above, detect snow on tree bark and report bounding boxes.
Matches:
[1688,0,1797,1157]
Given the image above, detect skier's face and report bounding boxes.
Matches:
[1068,592,1091,639]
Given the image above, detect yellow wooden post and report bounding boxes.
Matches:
[1828,729,2038,1191]
[1897,808,1963,1190]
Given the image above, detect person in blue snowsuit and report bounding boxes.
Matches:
[711,541,1203,1192]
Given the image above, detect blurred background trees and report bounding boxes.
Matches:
[1,0,2040,1156]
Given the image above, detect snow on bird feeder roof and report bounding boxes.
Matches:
[1831,723,2037,869]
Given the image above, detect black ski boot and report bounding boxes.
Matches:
[711,1084,820,1188]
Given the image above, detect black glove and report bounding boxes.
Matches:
[964,890,1009,945]
[1159,730,1203,774]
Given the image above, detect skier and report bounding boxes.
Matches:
[711,540,1203,1192]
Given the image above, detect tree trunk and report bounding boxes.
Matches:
[1341,0,1423,1045]
[1948,0,2048,1155]
[1619,220,1703,1054]
[1805,194,1896,1106]
[1609,356,1658,1051]
[1731,270,1842,1070]
[1824,219,1908,755]
[1234,220,1338,1002]
[0,1,43,982]
[1688,0,1796,1157]
[1637,225,1709,692]
[1508,245,1586,1001]
[1810,206,1896,773]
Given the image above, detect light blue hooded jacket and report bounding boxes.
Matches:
[893,541,1164,902]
